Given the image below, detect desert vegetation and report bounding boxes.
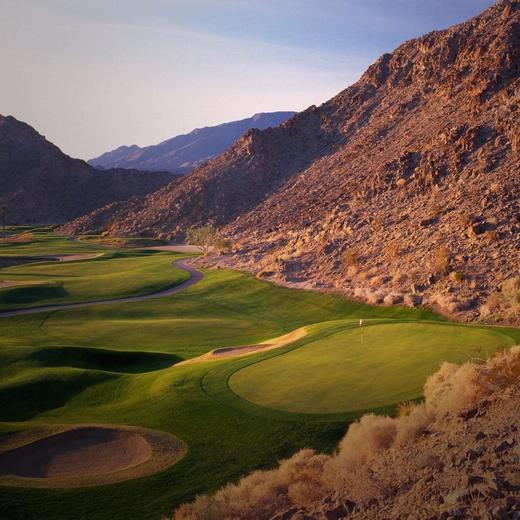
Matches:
[185,224,218,255]
[342,248,361,274]
[429,245,451,274]
[481,276,520,321]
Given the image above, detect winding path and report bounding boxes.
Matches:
[0,259,203,318]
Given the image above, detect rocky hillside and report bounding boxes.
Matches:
[62,0,520,322]
[174,345,520,520]
[0,115,177,224]
[88,112,295,174]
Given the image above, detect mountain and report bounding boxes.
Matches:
[0,115,177,224]
[88,112,295,174]
[62,0,520,321]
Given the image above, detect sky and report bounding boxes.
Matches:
[0,0,494,160]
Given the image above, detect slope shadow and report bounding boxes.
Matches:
[27,346,180,373]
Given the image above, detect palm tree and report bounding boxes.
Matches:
[0,206,6,241]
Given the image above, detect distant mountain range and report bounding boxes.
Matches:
[0,115,177,224]
[88,112,295,174]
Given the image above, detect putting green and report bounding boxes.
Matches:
[229,322,515,414]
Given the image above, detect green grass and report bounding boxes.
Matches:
[0,229,99,256]
[229,321,515,414]
[0,269,439,357]
[0,232,519,520]
[0,251,189,310]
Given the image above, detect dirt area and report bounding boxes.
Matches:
[0,424,187,488]
[146,244,202,254]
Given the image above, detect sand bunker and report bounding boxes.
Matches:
[54,253,102,262]
[0,424,187,488]
[178,327,308,366]
[0,280,19,288]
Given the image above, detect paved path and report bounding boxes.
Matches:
[0,259,203,318]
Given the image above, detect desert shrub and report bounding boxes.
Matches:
[480,346,520,391]
[423,362,479,416]
[337,414,397,465]
[485,291,503,311]
[449,270,465,283]
[387,242,401,260]
[502,277,520,308]
[185,224,217,255]
[366,290,384,305]
[215,238,232,252]
[429,245,451,274]
[353,287,367,300]
[403,293,422,307]
[483,230,498,241]
[396,401,416,418]
[383,292,403,305]
[343,248,360,269]
[395,405,433,445]
[280,449,329,509]
[459,212,474,227]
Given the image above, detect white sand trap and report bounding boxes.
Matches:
[0,424,187,488]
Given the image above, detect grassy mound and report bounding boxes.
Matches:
[0,281,66,305]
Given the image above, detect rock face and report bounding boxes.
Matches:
[63,0,520,321]
[0,115,177,224]
[88,112,295,174]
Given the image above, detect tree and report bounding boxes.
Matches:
[0,206,6,241]
[185,224,218,255]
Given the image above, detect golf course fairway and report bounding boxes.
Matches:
[0,230,519,520]
[229,321,515,414]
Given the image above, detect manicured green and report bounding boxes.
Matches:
[0,232,519,520]
[0,229,99,256]
[0,251,189,310]
[0,268,439,357]
[230,321,515,414]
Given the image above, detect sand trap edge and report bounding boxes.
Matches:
[0,423,188,489]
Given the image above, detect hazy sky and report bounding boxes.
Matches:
[1,0,494,160]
